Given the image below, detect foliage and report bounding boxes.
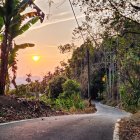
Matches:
[71,0,140,108]
[9,84,27,97]
[0,0,45,95]
[61,40,106,98]
[90,69,106,99]
[48,76,67,99]
[62,79,80,97]
[55,93,85,111]
[34,79,84,112]
[120,84,140,113]
[54,79,84,111]
[73,0,140,41]
[25,73,32,83]
[67,41,94,79]
[39,94,55,107]
[58,43,76,54]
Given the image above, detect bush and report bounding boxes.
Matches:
[120,85,140,113]
[55,93,85,111]
[48,76,67,99]
[55,79,84,111]
[62,79,80,97]
[8,84,27,97]
[39,94,55,107]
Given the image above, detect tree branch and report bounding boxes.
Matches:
[108,0,140,25]
[130,3,140,11]
[121,31,140,36]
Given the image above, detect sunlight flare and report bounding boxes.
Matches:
[32,55,40,62]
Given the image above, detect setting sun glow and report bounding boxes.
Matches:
[32,56,40,62]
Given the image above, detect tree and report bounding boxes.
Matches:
[97,19,140,111]
[60,40,106,99]
[0,0,45,95]
[73,0,140,42]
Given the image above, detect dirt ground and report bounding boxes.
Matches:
[0,95,67,123]
[119,111,140,140]
[0,95,96,123]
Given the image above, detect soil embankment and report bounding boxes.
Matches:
[0,96,67,123]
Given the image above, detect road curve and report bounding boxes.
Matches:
[0,102,130,140]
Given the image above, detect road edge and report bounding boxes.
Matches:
[113,119,121,140]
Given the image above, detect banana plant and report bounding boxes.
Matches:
[0,0,45,95]
[8,43,34,90]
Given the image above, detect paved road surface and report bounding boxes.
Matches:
[0,102,130,140]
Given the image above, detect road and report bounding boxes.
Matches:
[0,102,130,140]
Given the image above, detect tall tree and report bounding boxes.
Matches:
[73,0,140,41]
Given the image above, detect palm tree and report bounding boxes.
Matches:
[0,0,45,95]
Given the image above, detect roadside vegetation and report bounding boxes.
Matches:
[0,1,140,139]
[7,75,96,115]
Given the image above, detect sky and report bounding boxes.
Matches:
[15,0,83,83]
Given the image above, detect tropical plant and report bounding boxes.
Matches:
[0,0,45,95]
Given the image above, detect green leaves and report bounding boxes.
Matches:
[0,0,45,94]
[1,0,45,39]
[12,43,34,52]
[12,16,39,38]
[58,43,76,54]
[0,6,4,32]
[9,43,34,67]
[62,79,80,97]
[16,0,45,23]
[19,16,39,33]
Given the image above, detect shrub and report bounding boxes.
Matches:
[55,79,84,111]
[8,84,27,97]
[48,76,67,99]
[39,94,55,106]
[55,93,85,111]
[62,79,80,97]
[120,85,140,113]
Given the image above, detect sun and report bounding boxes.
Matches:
[32,55,40,62]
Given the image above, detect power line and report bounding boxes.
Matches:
[68,0,85,42]
[68,0,91,99]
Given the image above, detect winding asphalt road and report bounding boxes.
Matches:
[0,102,130,140]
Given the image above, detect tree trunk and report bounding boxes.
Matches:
[0,28,9,95]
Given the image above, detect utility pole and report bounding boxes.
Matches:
[87,46,91,98]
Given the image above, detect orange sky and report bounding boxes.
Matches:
[15,0,83,81]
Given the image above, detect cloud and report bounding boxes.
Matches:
[54,11,71,17]
[30,14,84,31]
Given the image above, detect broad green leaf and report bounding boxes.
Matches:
[12,0,44,28]
[9,43,34,66]
[0,17,4,31]
[12,43,34,52]
[13,16,39,38]
[0,34,3,41]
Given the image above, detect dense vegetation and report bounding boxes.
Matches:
[70,0,140,113]
[0,0,140,115]
[8,75,88,112]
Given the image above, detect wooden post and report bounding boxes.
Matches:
[87,47,91,98]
